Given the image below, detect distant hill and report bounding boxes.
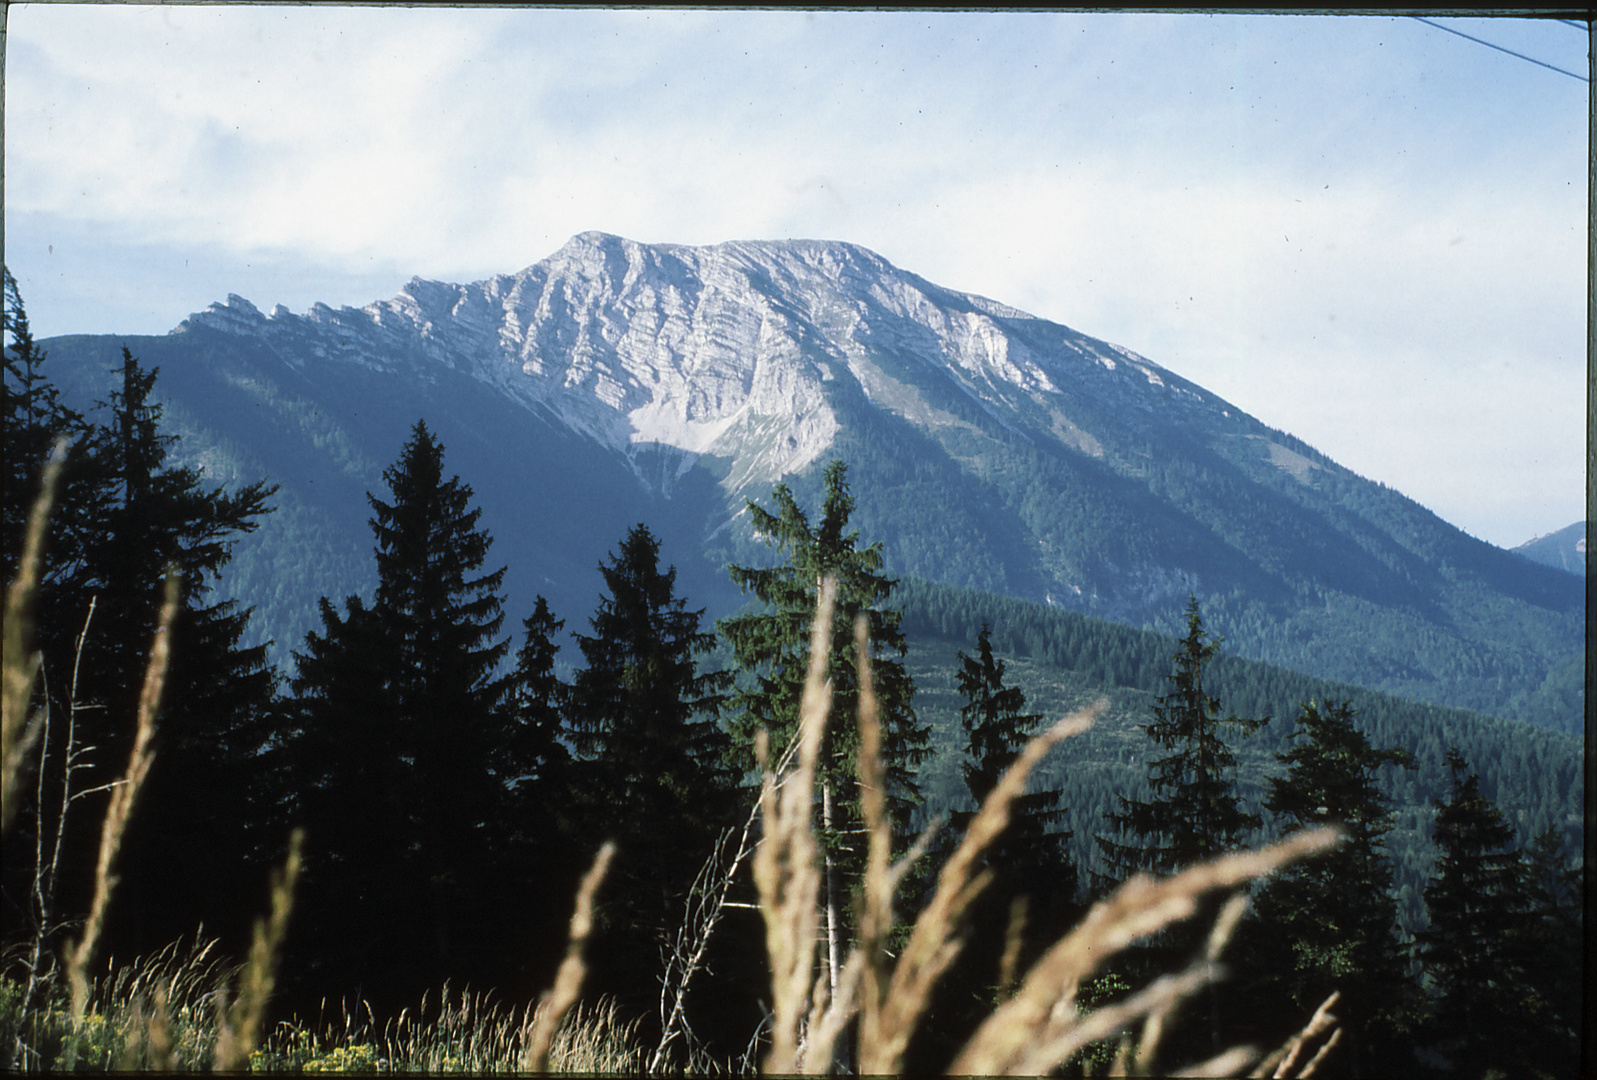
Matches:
[30,232,1583,730]
[1513,520,1586,577]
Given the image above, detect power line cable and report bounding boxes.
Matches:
[1556,19,1589,31]
[1411,16,1588,82]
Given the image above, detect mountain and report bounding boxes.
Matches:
[1513,521,1586,577]
[32,232,1583,729]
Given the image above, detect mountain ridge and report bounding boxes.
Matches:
[1512,520,1586,578]
[33,231,1582,730]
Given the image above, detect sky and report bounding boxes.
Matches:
[3,6,1588,549]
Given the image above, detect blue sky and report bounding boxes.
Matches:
[3,7,1587,549]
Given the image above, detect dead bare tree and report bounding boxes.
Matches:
[648,815,756,1071]
[10,598,103,1070]
[649,720,811,1073]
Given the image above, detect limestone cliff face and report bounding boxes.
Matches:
[178,231,1230,498]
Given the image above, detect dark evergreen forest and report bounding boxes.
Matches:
[2,274,1583,1076]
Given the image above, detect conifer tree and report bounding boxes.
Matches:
[1514,826,1583,1079]
[504,597,570,825]
[1239,699,1419,1075]
[562,524,736,1022]
[720,462,925,819]
[286,593,410,998]
[81,348,278,719]
[367,420,512,870]
[287,420,515,1007]
[1416,749,1550,1077]
[487,595,589,1001]
[1092,596,1259,1067]
[717,460,928,993]
[565,524,733,842]
[953,622,1076,905]
[908,623,1078,1072]
[1,268,98,593]
[1096,596,1261,883]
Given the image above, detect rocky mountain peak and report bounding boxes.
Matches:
[172,232,1238,497]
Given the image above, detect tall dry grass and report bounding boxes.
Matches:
[2,937,231,1071]
[246,987,643,1073]
[2,945,646,1074]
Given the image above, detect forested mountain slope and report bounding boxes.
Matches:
[895,578,1584,937]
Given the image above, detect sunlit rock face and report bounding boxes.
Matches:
[180,231,1216,497]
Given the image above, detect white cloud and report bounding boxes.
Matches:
[4,6,1585,547]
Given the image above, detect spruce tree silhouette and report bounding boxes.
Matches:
[907,622,1079,1073]
[1096,597,1261,884]
[1235,700,1420,1075]
[1093,595,1261,1067]
[1417,749,1552,1077]
[287,420,514,1012]
[562,523,736,1040]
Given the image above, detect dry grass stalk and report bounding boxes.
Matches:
[545,997,645,1073]
[1070,963,1221,1075]
[853,614,893,1071]
[948,827,1340,1077]
[752,576,835,1075]
[857,666,1104,1073]
[63,565,181,1064]
[996,894,1028,1003]
[1174,1044,1262,1077]
[1253,991,1342,1078]
[1289,1025,1341,1077]
[1205,892,1251,963]
[2,443,63,836]
[1128,890,1253,1075]
[212,827,304,1070]
[797,944,863,1072]
[520,838,616,1072]
[754,588,1103,1076]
